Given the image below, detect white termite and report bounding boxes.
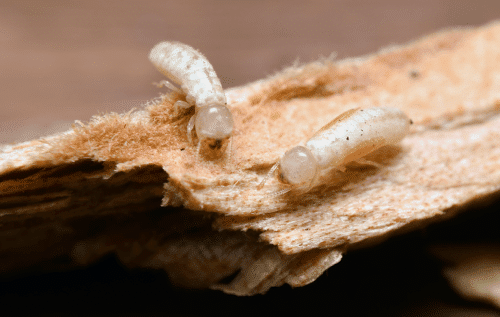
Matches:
[258,107,412,195]
[149,41,233,157]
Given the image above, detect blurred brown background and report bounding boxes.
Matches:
[1,0,500,144]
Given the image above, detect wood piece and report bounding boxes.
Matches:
[1,21,500,295]
[432,244,500,308]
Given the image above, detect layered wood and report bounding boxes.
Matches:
[1,21,500,295]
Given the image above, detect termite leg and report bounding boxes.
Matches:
[174,100,193,109]
[306,169,319,192]
[226,137,233,170]
[196,139,202,162]
[174,100,192,117]
[154,80,183,93]
[187,115,196,144]
[261,186,292,200]
[174,100,191,109]
[354,157,383,169]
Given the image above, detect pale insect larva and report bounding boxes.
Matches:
[258,107,412,195]
[149,41,234,157]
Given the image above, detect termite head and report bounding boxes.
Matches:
[277,145,318,187]
[257,145,318,196]
[194,104,234,157]
[195,104,234,143]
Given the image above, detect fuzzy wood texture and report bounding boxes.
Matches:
[1,21,500,295]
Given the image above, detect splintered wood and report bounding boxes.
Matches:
[1,22,500,296]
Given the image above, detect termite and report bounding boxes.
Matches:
[149,41,233,158]
[258,107,412,195]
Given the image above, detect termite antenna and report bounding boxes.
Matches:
[257,161,280,190]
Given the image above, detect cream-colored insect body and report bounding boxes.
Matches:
[259,107,412,195]
[149,41,233,156]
